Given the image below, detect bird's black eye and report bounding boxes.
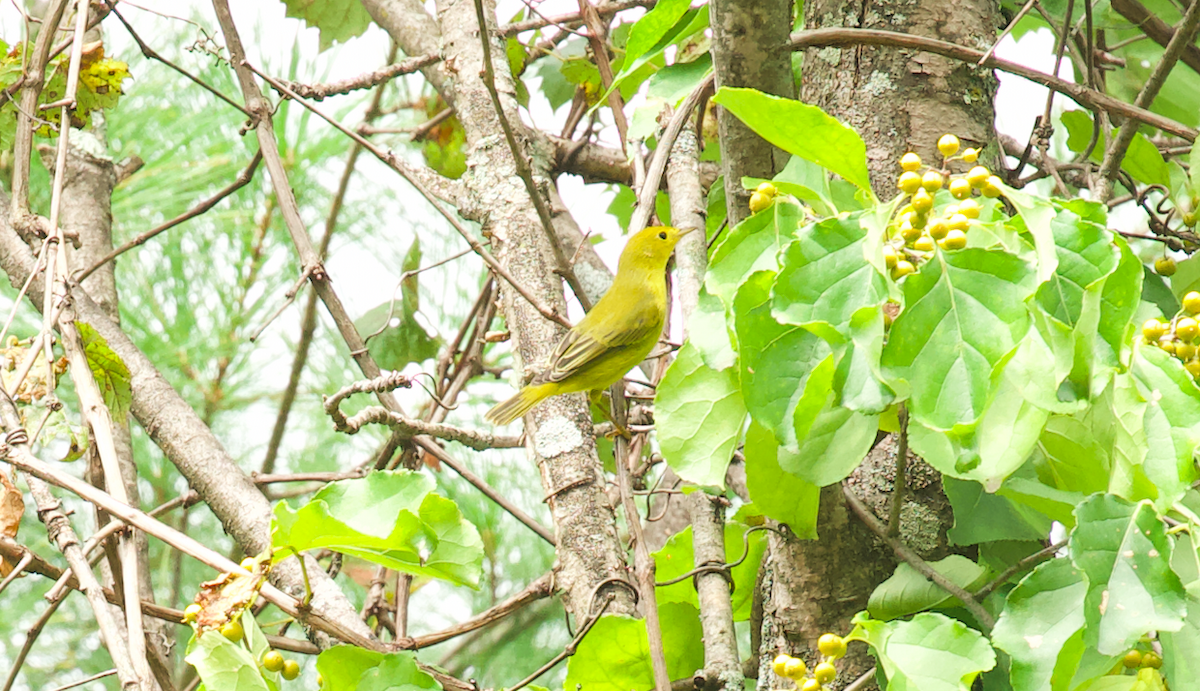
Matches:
[658,231,668,240]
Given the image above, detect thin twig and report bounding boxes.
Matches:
[509,594,615,691]
[842,483,996,631]
[978,0,1038,65]
[245,63,571,329]
[47,669,117,691]
[629,74,714,234]
[76,151,263,282]
[973,539,1067,601]
[886,406,909,538]
[787,27,1197,141]
[274,54,442,101]
[1096,0,1200,200]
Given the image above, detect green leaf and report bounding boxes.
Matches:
[991,558,1087,691]
[711,87,871,192]
[772,214,889,331]
[1003,185,1058,285]
[1062,110,1170,187]
[833,305,896,414]
[655,341,747,487]
[599,3,705,107]
[685,287,737,371]
[1069,494,1188,654]
[866,555,989,620]
[1131,345,1200,508]
[742,420,820,538]
[706,198,804,307]
[652,524,766,620]
[316,647,386,691]
[281,0,373,51]
[881,248,1036,430]
[1160,597,1200,691]
[645,54,712,106]
[357,653,441,691]
[734,271,831,448]
[943,477,1052,546]
[564,604,704,691]
[847,611,996,691]
[354,240,442,370]
[271,470,484,588]
[76,321,132,420]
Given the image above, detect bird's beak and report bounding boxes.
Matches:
[678,226,699,238]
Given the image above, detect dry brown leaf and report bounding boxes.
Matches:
[191,556,270,633]
[0,471,25,577]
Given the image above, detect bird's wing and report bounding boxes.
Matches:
[541,310,661,384]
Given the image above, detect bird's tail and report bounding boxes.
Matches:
[485,383,556,425]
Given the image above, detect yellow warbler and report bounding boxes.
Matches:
[486,225,693,425]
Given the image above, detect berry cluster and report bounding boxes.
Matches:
[749,181,780,214]
[772,633,846,691]
[1142,291,1200,378]
[1120,648,1163,671]
[888,134,1003,280]
[182,558,304,682]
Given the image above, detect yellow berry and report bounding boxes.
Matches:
[898,171,922,194]
[944,204,960,217]
[967,166,991,187]
[1161,339,1178,355]
[958,198,981,219]
[318,674,324,688]
[1140,651,1162,669]
[1123,649,1143,669]
[883,245,899,269]
[900,222,922,243]
[962,148,979,163]
[927,217,948,240]
[1143,319,1167,341]
[183,604,201,624]
[900,152,922,172]
[749,192,773,214]
[263,650,285,672]
[801,679,821,691]
[1177,317,1198,341]
[949,178,971,199]
[282,659,300,681]
[922,170,944,192]
[220,618,244,643]
[784,657,808,679]
[1177,342,1197,360]
[1186,360,1200,378]
[938,134,961,157]
[939,229,968,250]
[892,260,915,280]
[1185,292,1200,313]
[818,633,847,659]
[948,213,970,231]
[1184,211,1197,227]
[240,557,255,571]
[911,187,933,213]
[756,182,778,198]
[773,655,791,678]
[913,235,935,252]
[982,176,1004,198]
[1155,257,1177,276]
[814,662,837,684]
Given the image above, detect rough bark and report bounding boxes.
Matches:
[799,0,1001,198]
[709,0,796,226]
[687,494,740,691]
[360,0,454,104]
[370,0,637,621]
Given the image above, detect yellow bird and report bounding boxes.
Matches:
[486,226,693,425]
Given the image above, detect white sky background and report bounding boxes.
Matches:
[0,1,1087,686]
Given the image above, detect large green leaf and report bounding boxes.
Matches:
[651,523,766,620]
[943,477,1052,546]
[357,653,442,691]
[1069,494,1187,654]
[711,87,871,192]
[772,214,888,331]
[609,0,693,90]
[742,420,820,538]
[1131,345,1200,508]
[685,287,737,371]
[866,555,989,621]
[734,271,831,448]
[833,305,896,414]
[707,198,803,306]
[1161,597,1200,691]
[848,612,996,691]
[655,341,747,487]
[881,247,1035,431]
[271,470,484,588]
[564,604,704,691]
[282,0,373,51]
[1061,109,1170,187]
[185,613,276,691]
[991,558,1087,691]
